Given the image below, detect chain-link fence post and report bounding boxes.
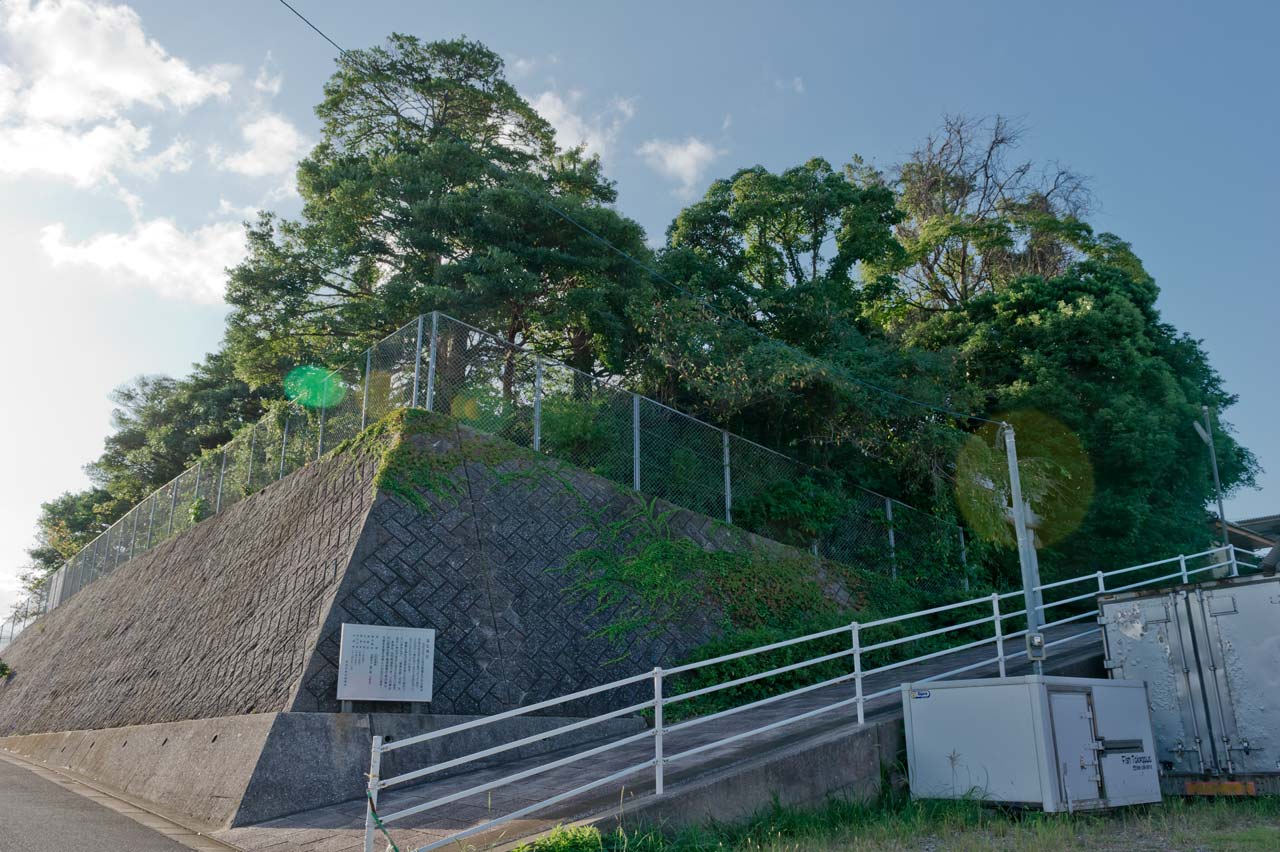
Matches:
[426,311,439,413]
[632,394,641,491]
[215,449,227,513]
[722,430,732,524]
[280,418,290,479]
[411,314,425,408]
[533,355,543,452]
[885,497,897,579]
[317,404,326,460]
[146,495,156,549]
[361,348,372,429]
[246,423,257,493]
[167,479,178,536]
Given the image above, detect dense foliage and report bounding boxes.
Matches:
[20,34,1256,599]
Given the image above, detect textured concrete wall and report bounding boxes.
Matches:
[0,711,645,829]
[292,420,740,717]
[0,413,834,732]
[0,445,384,736]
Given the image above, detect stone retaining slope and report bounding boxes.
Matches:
[0,441,383,737]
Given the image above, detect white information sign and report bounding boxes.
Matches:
[337,623,435,702]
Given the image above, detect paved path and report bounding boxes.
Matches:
[218,625,1101,852]
[0,753,233,852]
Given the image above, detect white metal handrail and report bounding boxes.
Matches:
[362,544,1243,852]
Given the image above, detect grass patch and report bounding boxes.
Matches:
[516,793,1280,852]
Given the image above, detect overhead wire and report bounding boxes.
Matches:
[268,0,1001,426]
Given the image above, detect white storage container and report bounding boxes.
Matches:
[1099,574,1280,791]
[901,675,1161,811]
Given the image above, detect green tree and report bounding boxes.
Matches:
[870,115,1093,317]
[225,35,655,400]
[911,250,1257,580]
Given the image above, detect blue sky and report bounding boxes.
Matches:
[2,0,1277,610]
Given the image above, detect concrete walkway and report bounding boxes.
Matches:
[0,752,234,852]
[217,626,1100,852]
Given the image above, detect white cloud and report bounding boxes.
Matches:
[0,1,234,188]
[253,55,283,97]
[637,137,722,197]
[775,76,805,95]
[213,112,307,178]
[2,0,231,125]
[40,218,246,303]
[532,91,634,161]
[0,118,150,186]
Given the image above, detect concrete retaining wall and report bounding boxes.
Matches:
[0,711,645,830]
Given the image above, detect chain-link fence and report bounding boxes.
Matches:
[1,311,971,649]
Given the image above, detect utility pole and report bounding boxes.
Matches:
[1193,406,1229,549]
[1003,423,1046,674]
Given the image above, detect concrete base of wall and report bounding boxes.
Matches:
[0,711,644,831]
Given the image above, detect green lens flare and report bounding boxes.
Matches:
[284,365,347,409]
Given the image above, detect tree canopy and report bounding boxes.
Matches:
[21,35,1258,596]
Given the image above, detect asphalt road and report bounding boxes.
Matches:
[0,758,193,852]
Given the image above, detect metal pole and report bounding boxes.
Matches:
[411,314,425,408]
[215,449,228,513]
[852,622,864,725]
[1003,423,1045,672]
[280,418,290,479]
[722,431,732,524]
[246,423,257,492]
[1096,570,1106,595]
[533,355,543,452]
[653,667,664,795]
[1229,544,1239,578]
[632,395,641,491]
[361,348,372,429]
[363,735,383,852]
[885,498,897,579]
[426,311,439,413]
[193,462,203,514]
[992,594,1006,678]
[146,494,156,549]
[167,480,178,536]
[1201,406,1230,549]
[317,406,326,460]
[1179,554,1189,584]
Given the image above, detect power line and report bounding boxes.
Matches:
[268,0,1000,426]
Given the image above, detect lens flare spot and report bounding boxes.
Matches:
[284,365,347,409]
[955,410,1094,548]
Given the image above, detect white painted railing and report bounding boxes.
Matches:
[362,544,1245,852]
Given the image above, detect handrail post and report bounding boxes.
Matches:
[992,594,1006,678]
[852,622,864,725]
[361,348,372,429]
[363,735,383,852]
[653,667,664,795]
[1228,544,1239,578]
[1096,570,1106,595]
[426,311,439,412]
[722,430,732,524]
[411,314,425,408]
[632,395,641,491]
[533,355,543,452]
[1179,554,1189,584]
